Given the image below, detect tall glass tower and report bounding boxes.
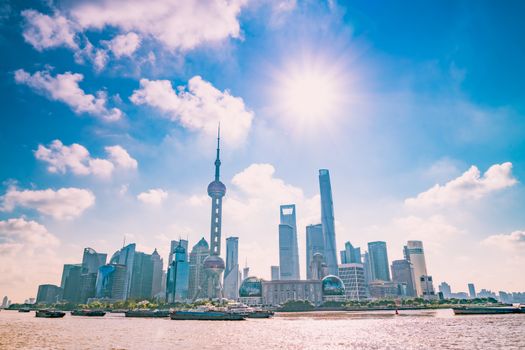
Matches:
[203,126,226,298]
[223,237,239,299]
[368,241,391,282]
[306,224,324,279]
[319,169,338,275]
[279,204,300,280]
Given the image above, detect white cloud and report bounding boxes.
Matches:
[105,145,138,170]
[14,69,122,121]
[0,218,64,302]
[69,0,246,51]
[1,187,95,220]
[35,140,137,178]
[482,230,525,252]
[137,189,168,205]
[405,162,517,207]
[105,32,141,58]
[391,215,464,248]
[0,218,59,254]
[21,9,78,51]
[130,76,254,146]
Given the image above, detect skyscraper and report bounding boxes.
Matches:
[95,264,127,301]
[36,284,62,304]
[82,248,107,274]
[404,241,429,297]
[223,237,240,300]
[438,282,452,299]
[306,224,324,279]
[271,266,280,280]
[110,243,136,300]
[391,259,416,297]
[340,241,361,264]
[468,283,476,298]
[166,243,190,302]
[60,264,82,289]
[279,204,300,280]
[61,264,82,303]
[169,239,188,263]
[309,253,328,280]
[202,126,227,299]
[188,238,210,299]
[319,169,338,275]
[368,241,391,281]
[151,249,164,298]
[129,251,154,300]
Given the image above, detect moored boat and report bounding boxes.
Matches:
[18,308,31,313]
[125,309,170,318]
[453,306,522,315]
[170,310,245,321]
[71,309,106,317]
[246,310,274,319]
[35,310,66,318]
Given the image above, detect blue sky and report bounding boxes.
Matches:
[1,0,524,301]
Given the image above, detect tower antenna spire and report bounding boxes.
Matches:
[214,122,221,181]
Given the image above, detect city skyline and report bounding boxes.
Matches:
[2,1,525,302]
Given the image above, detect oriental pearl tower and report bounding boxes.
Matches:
[202,125,226,299]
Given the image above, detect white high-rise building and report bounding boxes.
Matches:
[223,237,240,300]
[404,241,431,297]
[338,263,367,300]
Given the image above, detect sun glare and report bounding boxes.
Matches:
[272,56,348,132]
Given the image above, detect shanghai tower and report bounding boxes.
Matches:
[202,126,226,299]
[319,169,338,276]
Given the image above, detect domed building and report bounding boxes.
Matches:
[238,277,263,306]
[322,275,346,302]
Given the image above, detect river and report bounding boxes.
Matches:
[0,309,523,349]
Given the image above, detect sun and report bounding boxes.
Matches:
[271,56,348,131]
[281,69,339,120]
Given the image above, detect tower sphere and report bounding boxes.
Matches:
[207,180,226,197]
[203,254,225,272]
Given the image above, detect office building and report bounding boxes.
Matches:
[279,204,300,280]
[319,169,338,275]
[271,266,280,280]
[79,273,98,303]
[340,241,362,264]
[368,241,391,281]
[404,241,429,297]
[438,282,452,299]
[309,253,328,280]
[2,296,8,308]
[362,251,373,284]
[110,243,136,300]
[82,247,107,274]
[129,251,154,300]
[420,275,436,299]
[262,280,324,306]
[306,224,324,279]
[166,243,190,302]
[60,264,82,289]
[338,263,367,300]
[62,264,82,303]
[391,259,416,297]
[36,284,62,304]
[368,281,398,299]
[468,283,476,298]
[95,264,127,301]
[223,237,240,300]
[169,239,188,263]
[188,238,209,299]
[151,249,164,298]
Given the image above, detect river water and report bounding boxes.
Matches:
[0,309,524,349]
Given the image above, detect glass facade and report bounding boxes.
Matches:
[319,169,338,276]
[368,241,391,282]
[279,204,300,280]
[306,224,324,279]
